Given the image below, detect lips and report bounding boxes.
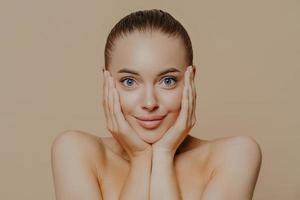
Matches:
[135,115,166,129]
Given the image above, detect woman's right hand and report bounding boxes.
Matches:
[102,70,152,161]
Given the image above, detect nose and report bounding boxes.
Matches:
[141,85,159,111]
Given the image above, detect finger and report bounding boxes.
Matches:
[112,88,140,146]
[191,65,196,102]
[191,66,196,127]
[185,68,191,127]
[103,71,113,132]
[102,70,107,118]
[187,66,193,127]
[112,87,130,132]
[108,73,118,133]
[102,69,105,107]
[176,68,189,129]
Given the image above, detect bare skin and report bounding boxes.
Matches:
[51,130,261,200]
[51,31,262,200]
[99,133,213,200]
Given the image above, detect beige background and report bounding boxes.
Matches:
[1,0,299,199]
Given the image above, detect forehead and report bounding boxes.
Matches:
[109,31,187,75]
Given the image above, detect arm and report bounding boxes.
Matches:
[119,150,152,200]
[201,136,262,200]
[103,70,153,199]
[149,66,195,200]
[150,151,182,200]
[51,131,103,200]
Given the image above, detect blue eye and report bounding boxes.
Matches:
[161,76,177,87]
[120,78,136,88]
[120,76,178,89]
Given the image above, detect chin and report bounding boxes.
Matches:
[126,113,177,144]
[137,130,165,144]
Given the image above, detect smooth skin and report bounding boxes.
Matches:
[104,65,195,200]
[51,31,262,200]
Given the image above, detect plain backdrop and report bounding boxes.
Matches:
[0,0,299,199]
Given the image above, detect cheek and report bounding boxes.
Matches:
[117,89,139,114]
[159,88,183,112]
[116,86,184,114]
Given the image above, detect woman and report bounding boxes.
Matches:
[51,9,262,200]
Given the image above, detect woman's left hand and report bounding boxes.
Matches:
[152,65,196,157]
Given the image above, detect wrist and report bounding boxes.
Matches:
[130,149,152,164]
[152,148,175,163]
[152,147,175,157]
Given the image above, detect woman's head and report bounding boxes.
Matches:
[104,9,195,144]
[105,9,193,69]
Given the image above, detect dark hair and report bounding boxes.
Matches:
[104,9,193,70]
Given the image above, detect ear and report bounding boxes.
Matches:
[100,65,105,74]
[192,64,196,79]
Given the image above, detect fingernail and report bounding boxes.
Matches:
[110,77,114,86]
[189,65,193,72]
[108,77,112,88]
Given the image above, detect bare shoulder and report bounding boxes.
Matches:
[209,135,263,166]
[51,130,106,199]
[51,129,106,175]
[198,136,263,199]
[186,135,262,177]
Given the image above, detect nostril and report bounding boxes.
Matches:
[143,105,158,111]
[142,97,158,110]
[142,101,159,111]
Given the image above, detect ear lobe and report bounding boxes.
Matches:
[100,66,106,76]
[191,65,196,78]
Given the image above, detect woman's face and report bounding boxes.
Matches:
[108,31,190,144]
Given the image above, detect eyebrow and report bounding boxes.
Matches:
[117,67,181,76]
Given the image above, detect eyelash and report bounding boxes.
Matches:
[119,76,178,88]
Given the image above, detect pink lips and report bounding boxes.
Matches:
[135,115,166,129]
